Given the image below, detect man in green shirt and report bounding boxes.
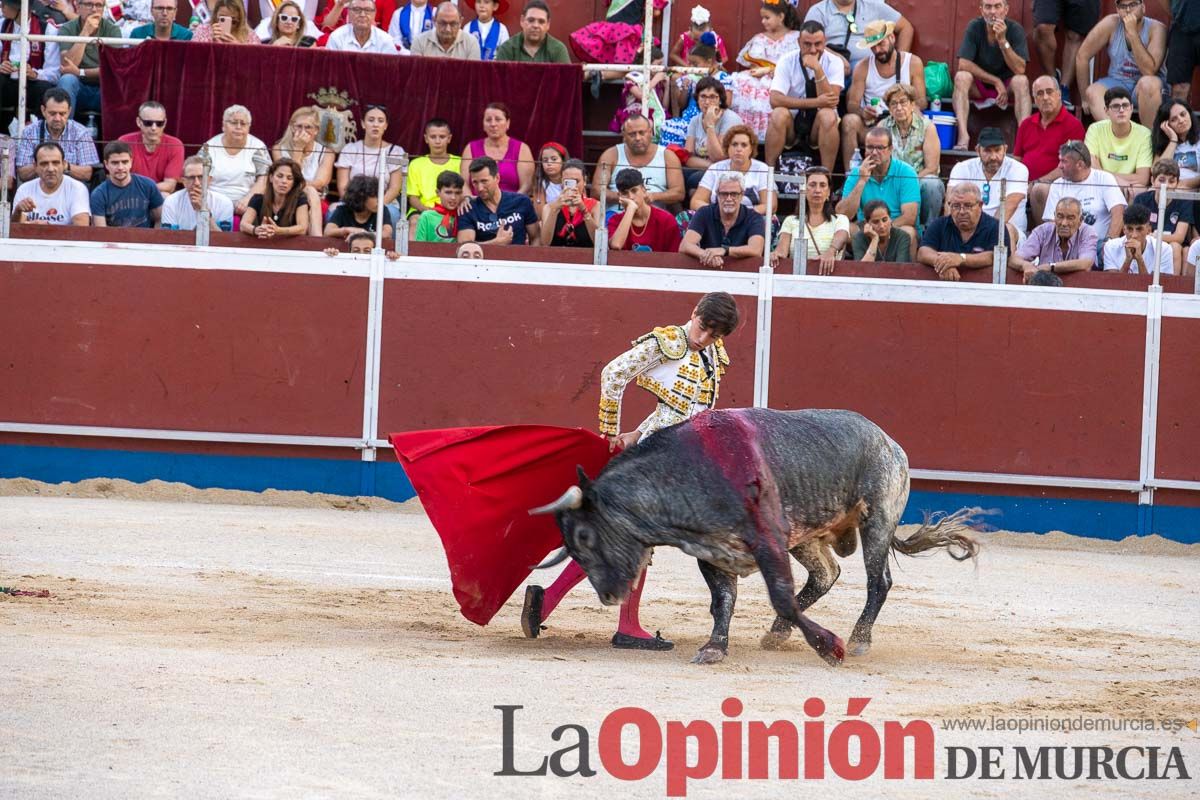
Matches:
[414,170,466,243]
[494,0,570,64]
[56,0,122,117]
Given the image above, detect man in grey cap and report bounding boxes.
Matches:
[948,125,1029,245]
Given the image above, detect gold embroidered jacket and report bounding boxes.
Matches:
[598,322,730,438]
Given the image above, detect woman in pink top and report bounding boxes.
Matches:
[460,102,534,195]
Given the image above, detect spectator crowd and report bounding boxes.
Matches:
[5,0,1200,278]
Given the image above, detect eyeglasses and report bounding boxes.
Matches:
[226,118,250,127]
[278,14,301,22]
[348,6,375,14]
[151,6,175,12]
[364,104,388,117]
[864,144,889,151]
[1107,102,1133,111]
[844,12,859,35]
[292,123,318,132]
[949,202,979,212]
[716,190,742,199]
[139,117,166,127]
[435,19,460,27]
[1115,1,1141,9]
[1061,140,1087,158]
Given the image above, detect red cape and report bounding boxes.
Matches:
[389,426,614,626]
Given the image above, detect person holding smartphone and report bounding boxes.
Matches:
[193,0,257,44]
[539,159,600,248]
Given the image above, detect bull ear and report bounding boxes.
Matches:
[576,466,592,490]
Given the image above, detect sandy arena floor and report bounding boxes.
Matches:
[1,478,1198,798]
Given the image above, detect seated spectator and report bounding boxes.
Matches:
[413,170,464,242]
[918,182,1012,280]
[193,0,258,44]
[952,0,1031,150]
[204,104,270,218]
[1132,159,1192,271]
[315,0,397,34]
[117,101,184,195]
[1042,140,1127,244]
[679,171,766,267]
[691,125,775,217]
[539,159,600,248]
[804,0,912,71]
[771,166,850,274]
[327,1,406,53]
[606,168,683,252]
[56,0,120,118]
[273,105,334,235]
[1075,0,1166,128]
[260,1,319,45]
[408,118,462,215]
[335,105,405,213]
[161,155,235,232]
[1,0,61,131]
[1168,0,1200,110]
[109,1,153,37]
[681,77,743,187]
[1030,0,1094,113]
[389,0,434,50]
[1019,76,1086,221]
[495,0,569,63]
[665,35,734,150]
[1084,86,1152,193]
[10,142,90,226]
[1101,203,1173,273]
[465,0,509,61]
[130,0,193,40]
[610,44,668,138]
[460,103,534,195]
[765,20,843,172]
[851,199,913,262]
[669,5,727,68]
[456,156,540,245]
[241,158,311,240]
[457,240,485,258]
[948,126,1029,242]
[1011,197,1098,281]
[1186,238,1200,277]
[835,126,919,247]
[324,174,394,240]
[15,88,97,183]
[594,113,685,210]
[880,83,943,228]
[1151,99,1200,189]
[841,21,927,169]
[531,142,566,218]
[1029,269,1065,286]
[90,141,164,228]
[411,2,480,58]
[730,1,801,143]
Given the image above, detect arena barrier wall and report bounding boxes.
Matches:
[2,237,1198,543]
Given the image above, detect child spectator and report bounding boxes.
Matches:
[729,1,801,142]
[465,0,509,61]
[1101,203,1173,274]
[324,175,395,240]
[408,119,462,216]
[531,141,567,218]
[1131,159,1193,272]
[670,5,726,68]
[539,159,600,248]
[610,44,667,136]
[388,0,434,50]
[606,168,682,252]
[413,171,465,243]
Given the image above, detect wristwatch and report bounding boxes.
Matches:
[1002,41,1012,51]
[959,252,966,264]
[722,245,731,257]
[1048,262,1056,273]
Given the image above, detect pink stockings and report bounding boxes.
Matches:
[541,559,654,639]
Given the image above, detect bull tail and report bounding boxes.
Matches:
[891,507,985,562]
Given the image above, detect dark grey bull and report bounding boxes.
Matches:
[530,408,979,666]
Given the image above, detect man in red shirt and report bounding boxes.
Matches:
[116,100,184,195]
[1016,75,1085,221]
[606,169,683,253]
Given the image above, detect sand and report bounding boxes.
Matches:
[1,479,1197,798]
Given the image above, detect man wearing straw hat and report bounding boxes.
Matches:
[841,19,928,173]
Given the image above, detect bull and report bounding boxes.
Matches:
[530,408,979,666]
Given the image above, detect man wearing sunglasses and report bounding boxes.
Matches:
[804,0,912,70]
[1074,0,1166,128]
[116,100,184,195]
[129,0,194,41]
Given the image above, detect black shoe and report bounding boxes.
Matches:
[521,585,544,639]
[611,631,674,651]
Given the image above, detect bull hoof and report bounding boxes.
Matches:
[760,629,791,650]
[818,635,846,667]
[848,640,871,657]
[691,646,727,665]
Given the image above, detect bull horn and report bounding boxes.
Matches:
[532,547,571,570]
[527,486,583,516]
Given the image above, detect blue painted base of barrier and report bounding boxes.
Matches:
[2,443,1197,543]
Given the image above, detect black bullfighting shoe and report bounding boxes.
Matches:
[611,631,674,651]
[521,585,544,638]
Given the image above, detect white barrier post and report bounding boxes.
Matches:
[15,0,30,138]
[639,0,654,118]
[0,138,10,239]
[393,151,410,257]
[594,163,610,266]
[195,145,212,247]
[762,166,774,272]
[1153,181,1167,288]
[993,177,1008,283]
[793,183,807,275]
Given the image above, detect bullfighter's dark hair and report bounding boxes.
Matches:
[1123,203,1151,227]
[695,292,740,337]
[469,156,499,177]
[614,168,644,193]
[102,140,133,162]
[342,175,379,213]
[436,170,465,190]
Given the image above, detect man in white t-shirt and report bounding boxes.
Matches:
[325,0,406,53]
[10,141,90,226]
[1042,140,1126,244]
[948,126,1029,243]
[161,156,236,231]
[766,20,845,171]
[1101,202,1173,274]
